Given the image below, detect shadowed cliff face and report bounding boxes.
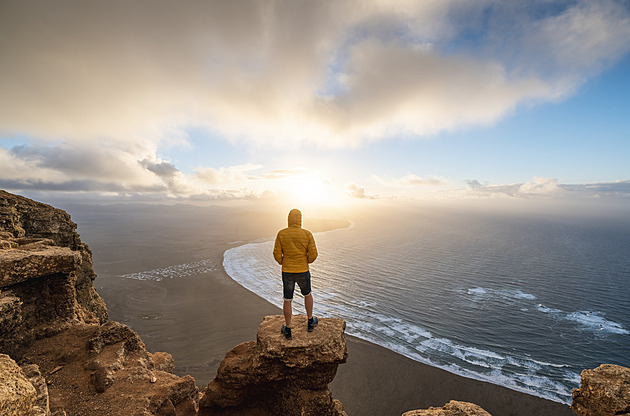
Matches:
[0,190,108,358]
[0,190,108,331]
[199,315,348,416]
[0,191,199,416]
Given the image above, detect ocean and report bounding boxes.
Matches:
[221,202,630,405]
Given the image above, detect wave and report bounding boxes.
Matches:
[120,259,217,281]
[466,287,537,301]
[536,305,630,335]
[466,287,629,335]
[221,238,584,404]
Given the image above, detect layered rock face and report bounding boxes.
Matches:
[199,315,348,416]
[0,190,108,358]
[571,364,630,416]
[0,191,199,415]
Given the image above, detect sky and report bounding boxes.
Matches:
[1,0,630,208]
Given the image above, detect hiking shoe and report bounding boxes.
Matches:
[308,316,319,332]
[281,325,292,340]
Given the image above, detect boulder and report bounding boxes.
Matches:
[571,364,630,416]
[403,400,492,415]
[0,353,37,416]
[21,363,50,416]
[199,315,348,416]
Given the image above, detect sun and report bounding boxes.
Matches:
[282,172,344,209]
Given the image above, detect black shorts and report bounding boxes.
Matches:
[282,271,312,300]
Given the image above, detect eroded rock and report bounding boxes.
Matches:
[0,354,37,416]
[199,315,348,416]
[0,190,107,323]
[571,364,630,416]
[23,322,199,415]
[402,400,492,415]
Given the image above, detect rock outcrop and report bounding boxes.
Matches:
[0,353,38,416]
[199,315,348,416]
[23,320,199,415]
[0,191,199,415]
[571,364,630,416]
[0,190,107,358]
[402,400,492,416]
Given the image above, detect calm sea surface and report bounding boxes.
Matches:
[222,204,630,404]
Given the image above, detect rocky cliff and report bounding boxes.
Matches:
[0,190,200,415]
[0,191,350,416]
[199,315,348,416]
[1,189,108,359]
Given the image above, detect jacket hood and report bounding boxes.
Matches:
[288,209,302,227]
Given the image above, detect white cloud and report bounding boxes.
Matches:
[463,177,570,198]
[1,0,628,150]
[375,173,449,187]
[346,184,379,200]
[195,164,262,188]
[518,177,565,195]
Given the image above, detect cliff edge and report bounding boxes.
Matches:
[199,315,348,416]
[0,191,198,415]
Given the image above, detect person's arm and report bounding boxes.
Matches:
[306,232,318,263]
[273,233,283,265]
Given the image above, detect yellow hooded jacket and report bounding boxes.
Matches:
[273,209,318,273]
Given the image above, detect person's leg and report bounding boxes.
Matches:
[304,293,313,319]
[295,271,313,319]
[283,299,293,328]
[282,272,296,330]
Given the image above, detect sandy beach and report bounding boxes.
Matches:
[73,203,574,416]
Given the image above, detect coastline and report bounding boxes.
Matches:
[217,247,574,416]
[77,205,574,416]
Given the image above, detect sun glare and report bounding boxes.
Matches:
[282,172,344,209]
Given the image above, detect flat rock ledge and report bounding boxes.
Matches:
[571,364,630,416]
[0,245,81,287]
[403,400,492,416]
[199,315,348,416]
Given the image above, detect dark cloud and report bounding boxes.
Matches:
[465,180,483,189]
[140,159,180,178]
[0,178,165,193]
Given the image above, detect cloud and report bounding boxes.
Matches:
[375,174,449,187]
[1,0,628,149]
[465,180,484,189]
[461,177,630,199]
[462,177,565,198]
[346,184,378,199]
[518,177,565,195]
[195,164,261,187]
[1,142,214,197]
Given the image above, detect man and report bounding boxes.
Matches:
[273,208,318,340]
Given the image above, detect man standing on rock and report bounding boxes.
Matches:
[273,208,318,340]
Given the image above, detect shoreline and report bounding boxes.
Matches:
[217,246,574,416]
[78,205,574,416]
